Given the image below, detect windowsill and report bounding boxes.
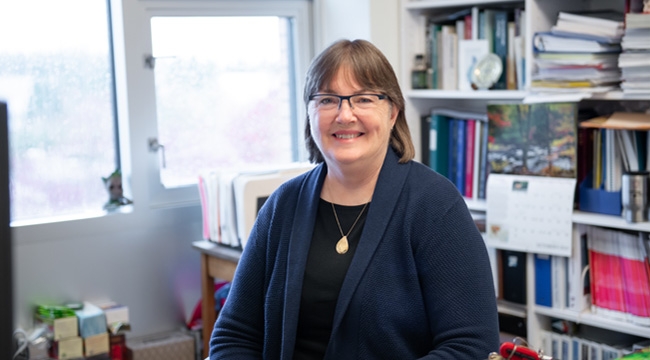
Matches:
[11,204,134,228]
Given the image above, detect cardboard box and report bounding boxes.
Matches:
[85,332,110,357]
[126,331,194,360]
[50,336,83,360]
[90,300,130,326]
[35,315,79,340]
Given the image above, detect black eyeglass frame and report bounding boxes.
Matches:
[308,93,388,110]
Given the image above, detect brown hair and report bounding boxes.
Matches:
[303,39,415,164]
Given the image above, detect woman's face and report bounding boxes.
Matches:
[308,66,397,171]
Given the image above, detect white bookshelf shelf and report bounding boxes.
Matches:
[404,0,523,10]
[534,306,650,338]
[464,197,487,212]
[499,300,527,318]
[406,89,527,100]
[571,210,650,232]
[589,91,650,101]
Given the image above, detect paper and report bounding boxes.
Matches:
[486,174,576,256]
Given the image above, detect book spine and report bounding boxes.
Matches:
[535,254,553,307]
[568,226,590,312]
[435,114,450,178]
[430,23,441,89]
[552,255,567,309]
[493,10,508,89]
[448,119,458,184]
[429,114,438,171]
[478,10,486,40]
[620,233,650,325]
[472,121,482,200]
[464,14,472,40]
[506,21,517,90]
[197,175,211,240]
[421,115,430,167]
[465,119,476,198]
[471,6,480,40]
[478,122,489,199]
[455,119,467,195]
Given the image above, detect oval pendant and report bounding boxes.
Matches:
[336,236,349,254]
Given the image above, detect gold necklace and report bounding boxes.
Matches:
[331,201,368,254]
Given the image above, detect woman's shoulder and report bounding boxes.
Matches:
[404,160,458,191]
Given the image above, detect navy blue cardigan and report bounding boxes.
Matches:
[210,147,500,359]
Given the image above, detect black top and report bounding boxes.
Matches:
[293,199,369,360]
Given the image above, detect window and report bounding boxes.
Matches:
[143,1,313,199]
[0,0,117,223]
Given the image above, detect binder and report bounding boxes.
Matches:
[501,250,527,305]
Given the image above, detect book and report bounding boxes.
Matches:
[588,226,628,321]
[534,254,553,307]
[533,32,622,53]
[471,6,479,40]
[619,232,650,326]
[198,170,222,243]
[465,119,476,198]
[455,119,467,195]
[513,9,526,90]
[471,120,483,201]
[492,9,508,89]
[625,12,650,29]
[428,23,442,89]
[567,225,591,313]
[420,115,430,166]
[429,112,450,177]
[500,250,527,305]
[557,10,625,30]
[457,39,489,91]
[448,119,459,186]
[551,255,568,309]
[553,10,624,40]
[440,25,458,90]
[197,174,211,241]
[478,122,489,199]
[506,21,517,90]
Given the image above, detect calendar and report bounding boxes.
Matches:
[486,174,576,257]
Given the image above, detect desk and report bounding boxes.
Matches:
[192,240,241,359]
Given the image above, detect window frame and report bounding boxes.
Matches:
[138,0,314,209]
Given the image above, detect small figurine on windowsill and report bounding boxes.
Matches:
[102,169,133,211]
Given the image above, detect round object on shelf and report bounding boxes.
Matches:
[471,53,503,90]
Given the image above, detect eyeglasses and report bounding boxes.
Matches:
[308,93,387,112]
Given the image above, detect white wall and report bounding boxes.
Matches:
[12,0,400,338]
[315,0,400,75]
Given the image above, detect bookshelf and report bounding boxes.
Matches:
[401,0,650,354]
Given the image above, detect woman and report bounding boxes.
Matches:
[209,39,499,359]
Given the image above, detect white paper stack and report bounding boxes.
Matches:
[619,12,650,94]
[531,11,624,93]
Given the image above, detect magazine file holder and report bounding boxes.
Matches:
[578,173,621,216]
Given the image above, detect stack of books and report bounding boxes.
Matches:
[531,10,624,93]
[619,12,650,94]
